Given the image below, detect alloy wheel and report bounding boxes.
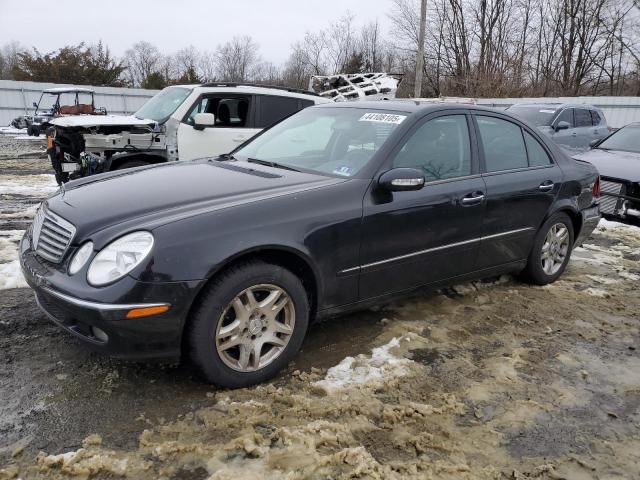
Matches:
[215,284,295,372]
[541,222,570,275]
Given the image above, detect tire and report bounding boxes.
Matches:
[522,212,574,285]
[113,159,151,170]
[187,261,310,388]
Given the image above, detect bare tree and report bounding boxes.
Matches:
[215,36,260,82]
[123,41,163,86]
[0,41,27,80]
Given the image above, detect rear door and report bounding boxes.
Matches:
[255,95,313,130]
[357,112,487,299]
[574,108,596,149]
[176,94,260,161]
[473,113,562,269]
[590,110,608,142]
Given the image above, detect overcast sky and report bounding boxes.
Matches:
[0,0,394,64]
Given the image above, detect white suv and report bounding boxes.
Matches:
[48,84,330,183]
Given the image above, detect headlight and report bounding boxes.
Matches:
[69,242,93,275]
[87,231,154,286]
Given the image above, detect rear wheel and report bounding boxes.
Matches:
[522,212,574,285]
[187,261,309,388]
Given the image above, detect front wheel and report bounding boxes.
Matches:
[522,212,574,285]
[187,261,309,388]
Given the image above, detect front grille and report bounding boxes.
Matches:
[32,205,76,263]
[599,180,625,215]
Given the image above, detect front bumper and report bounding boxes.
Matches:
[20,236,202,362]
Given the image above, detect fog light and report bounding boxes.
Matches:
[90,326,108,342]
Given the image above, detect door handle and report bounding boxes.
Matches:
[539,181,554,192]
[232,136,246,143]
[460,192,485,206]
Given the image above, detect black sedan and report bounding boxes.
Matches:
[20,102,601,387]
[573,122,640,223]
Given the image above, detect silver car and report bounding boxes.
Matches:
[506,103,610,150]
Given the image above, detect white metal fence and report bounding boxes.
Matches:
[0,80,159,126]
[477,96,640,128]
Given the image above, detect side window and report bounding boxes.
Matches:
[524,131,552,167]
[257,96,301,128]
[184,96,251,127]
[575,109,592,127]
[555,109,574,127]
[477,116,528,172]
[393,115,471,181]
[590,110,602,125]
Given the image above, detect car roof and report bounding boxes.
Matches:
[43,87,95,94]
[313,100,506,115]
[188,83,328,102]
[509,102,603,111]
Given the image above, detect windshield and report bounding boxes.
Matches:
[507,105,558,126]
[597,125,640,154]
[234,107,407,177]
[134,87,191,122]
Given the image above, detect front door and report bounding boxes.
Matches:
[357,113,487,299]
[473,114,563,269]
[177,95,261,161]
[550,108,579,149]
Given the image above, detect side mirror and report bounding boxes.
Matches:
[589,139,600,149]
[32,102,38,108]
[193,113,215,130]
[378,168,425,192]
[555,121,570,132]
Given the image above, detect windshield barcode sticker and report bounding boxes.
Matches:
[359,113,406,124]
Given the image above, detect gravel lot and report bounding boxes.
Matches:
[0,134,639,479]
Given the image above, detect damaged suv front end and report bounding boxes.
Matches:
[47,86,190,184]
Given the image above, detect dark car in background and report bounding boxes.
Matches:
[20,102,601,387]
[507,103,610,151]
[573,122,640,222]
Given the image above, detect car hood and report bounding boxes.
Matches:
[45,159,343,241]
[50,114,156,128]
[573,149,640,182]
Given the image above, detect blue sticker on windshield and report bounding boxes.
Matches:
[333,166,352,176]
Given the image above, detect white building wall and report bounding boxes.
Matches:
[0,80,159,126]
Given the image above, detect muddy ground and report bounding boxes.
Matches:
[0,135,639,479]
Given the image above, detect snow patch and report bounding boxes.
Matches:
[0,126,25,135]
[313,336,414,392]
[0,230,27,290]
[596,218,639,234]
[0,174,58,196]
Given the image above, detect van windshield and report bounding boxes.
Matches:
[135,87,191,123]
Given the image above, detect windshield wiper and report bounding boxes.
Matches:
[246,158,300,172]
[215,153,236,161]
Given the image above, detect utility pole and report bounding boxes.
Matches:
[414,0,427,98]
